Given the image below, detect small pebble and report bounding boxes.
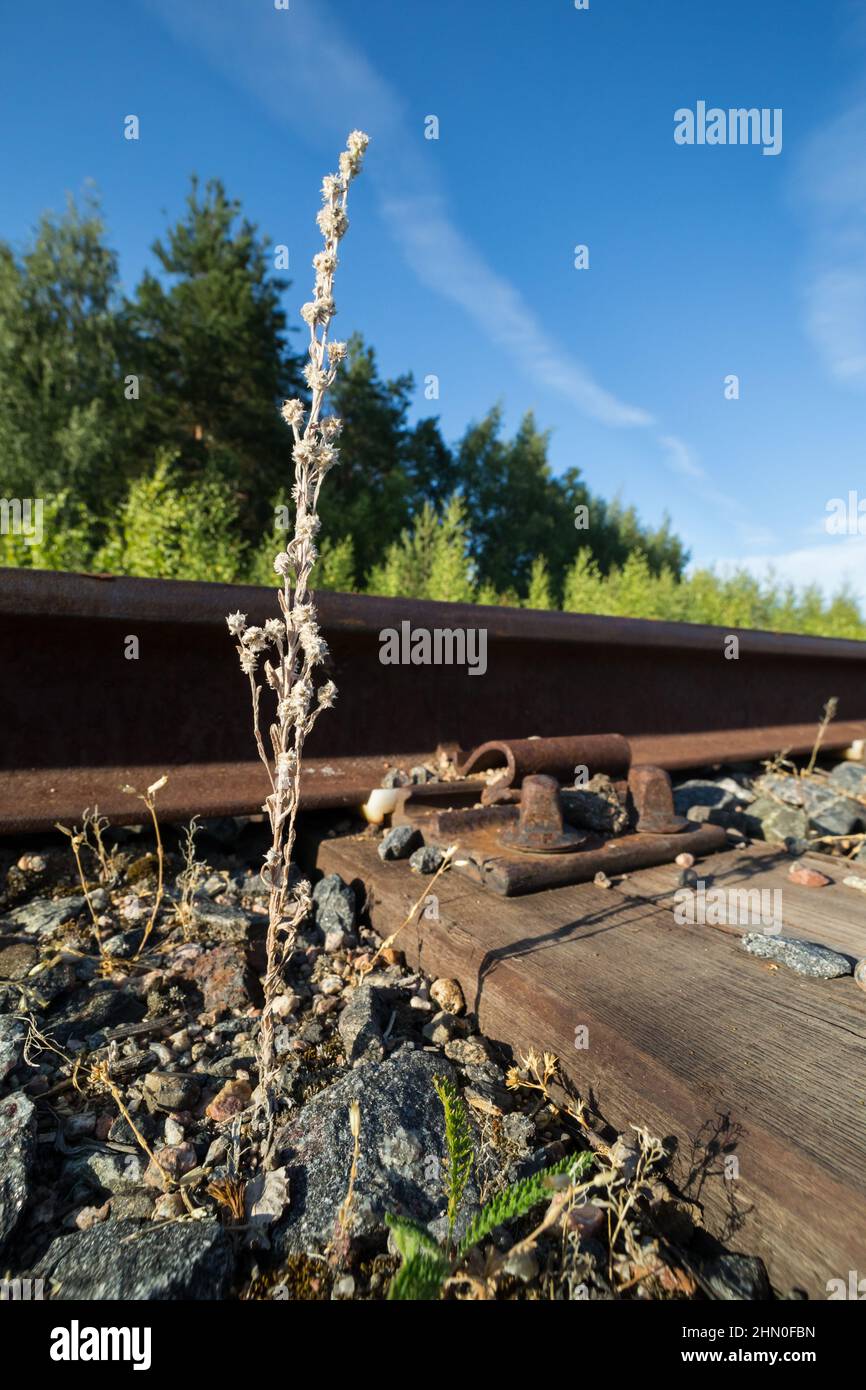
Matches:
[593,871,612,889]
[378,825,422,861]
[675,852,695,869]
[741,933,852,979]
[788,862,832,888]
[430,978,465,1015]
[318,975,343,996]
[205,1078,252,1124]
[409,844,444,875]
[164,1115,185,1145]
[843,875,866,895]
[855,959,866,992]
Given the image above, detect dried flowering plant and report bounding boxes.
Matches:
[226,131,369,1148]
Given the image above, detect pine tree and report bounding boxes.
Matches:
[126,177,303,537]
[0,189,128,519]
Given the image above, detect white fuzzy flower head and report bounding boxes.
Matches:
[273,551,292,577]
[226,611,246,637]
[300,622,328,665]
[317,206,348,241]
[327,340,348,365]
[314,442,339,475]
[347,130,370,158]
[317,680,338,709]
[313,249,338,276]
[239,649,258,676]
[292,438,319,468]
[304,361,330,392]
[321,174,343,202]
[301,297,335,326]
[287,679,313,721]
[241,626,268,653]
[264,618,286,642]
[280,399,305,428]
[296,513,321,542]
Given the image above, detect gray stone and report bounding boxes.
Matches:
[64,1150,147,1194]
[4,896,86,936]
[378,826,422,862]
[0,1092,36,1251]
[143,1071,201,1112]
[313,874,357,936]
[698,1251,771,1301]
[409,765,433,784]
[742,797,809,845]
[674,780,740,816]
[741,933,852,979]
[0,1016,25,1083]
[273,1048,473,1255]
[799,782,863,837]
[337,984,387,1063]
[101,930,142,959]
[191,899,254,942]
[36,1218,234,1299]
[49,985,147,1046]
[110,1189,157,1221]
[830,761,866,796]
[0,942,38,980]
[757,774,805,806]
[409,844,444,875]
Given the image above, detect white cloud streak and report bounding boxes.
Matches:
[142,0,654,430]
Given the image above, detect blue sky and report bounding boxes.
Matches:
[2,0,866,597]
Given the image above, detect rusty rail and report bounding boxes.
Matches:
[1,567,865,832]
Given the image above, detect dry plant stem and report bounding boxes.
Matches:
[361,844,457,977]
[804,696,838,778]
[55,824,103,953]
[226,132,370,1150]
[137,788,165,956]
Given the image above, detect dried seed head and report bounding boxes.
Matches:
[318,680,338,709]
[280,399,305,428]
[226,611,247,637]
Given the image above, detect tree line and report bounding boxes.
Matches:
[1,180,863,638]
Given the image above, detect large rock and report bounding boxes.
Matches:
[188,943,258,1013]
[3,896,86,936]
[0,1092,36,1251]
[0,1016,25,1084]
[35,1219,234,1299]
[313,875,357,937]
[741,933,852,979]
[49,984,147,1046]
[337,984,387,1063]
[829,761,866,797]
[190,899,255,943]
[272,1047,469,1256]
[741,797,808,845]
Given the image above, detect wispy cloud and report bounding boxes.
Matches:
[723,536,866,603]
[657,434,769,540]
[143,0,654,431]
[799,100,866,386]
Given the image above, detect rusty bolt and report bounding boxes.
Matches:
[629,765,690,835]
[499,775,587,854]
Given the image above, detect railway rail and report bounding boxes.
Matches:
[2,565,866,1298]
[2,566,866,832]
